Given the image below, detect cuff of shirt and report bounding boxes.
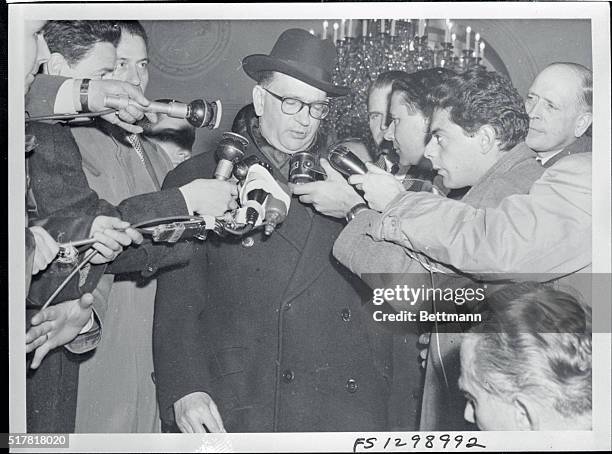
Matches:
[53,79,80,114]
[178,186,195,215]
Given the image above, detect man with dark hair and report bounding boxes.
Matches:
[349,62,592,280]
[460,283,591,430]
[40,19,207,433]
[154,28,408,433]
[22,20,145,434]
[25,20,237,433]
[42,20,121,73]
[333,67,545,430]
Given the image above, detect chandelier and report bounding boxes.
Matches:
[314,19,487,141]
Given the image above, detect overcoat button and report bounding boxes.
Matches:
[341,308,351,322]
[241,236,255,248]
[282,369,295,383]
[346,378,358,393]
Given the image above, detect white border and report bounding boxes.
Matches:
[8,2,611,452]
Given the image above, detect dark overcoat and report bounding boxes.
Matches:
[24,120,193,432]
[154,111,399,432]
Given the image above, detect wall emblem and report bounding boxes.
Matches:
[148,20,231,79]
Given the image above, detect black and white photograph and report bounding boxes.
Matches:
[7,2,611,452]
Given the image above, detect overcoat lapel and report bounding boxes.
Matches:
[280,213,341,305]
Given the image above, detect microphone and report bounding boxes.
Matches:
[327,141,368,177]
[214,132,250,180]
[263,196,288,236]
[244,188,268,226]
[235,163,291,234]
[104,95,222,129]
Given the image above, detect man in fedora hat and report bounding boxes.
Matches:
[154,28,407,432]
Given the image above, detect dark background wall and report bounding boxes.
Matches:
[140,19,592,156]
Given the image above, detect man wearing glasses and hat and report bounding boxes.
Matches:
[154,28,404,432]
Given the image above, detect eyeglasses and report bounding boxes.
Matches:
[262,87,330,120]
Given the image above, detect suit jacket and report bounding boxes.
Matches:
[154,108,400,432]
[25,120,193,306]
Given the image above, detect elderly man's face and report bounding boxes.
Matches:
[525,65,589,152]
[424,108,484,189]
[112,32,149,92]
[384,92,429,166]
[459,338,527,431]
[254,72,327,155]
[24,20,50,92]
[368,87,391,146]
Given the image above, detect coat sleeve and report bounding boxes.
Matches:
[25,74,70,118]
[333,209,438,313]
[27,122,116,218]
[369,154,592,275]
[27,122,193,276]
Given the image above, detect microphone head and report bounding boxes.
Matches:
[186,99,223,129]
[214,132,249,180]
[216,132,249,161]
[327,142,368,177]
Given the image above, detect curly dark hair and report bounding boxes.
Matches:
[42,21,121,66]
[391,67,456,124]
[428,67,529,151]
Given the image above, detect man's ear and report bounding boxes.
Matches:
[252,85,265,116]
[477,124,497,154]
[513,396,538,431]
[574,112,593,137]
[45,53,69,76]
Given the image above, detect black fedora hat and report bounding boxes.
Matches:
[242,28,349,97]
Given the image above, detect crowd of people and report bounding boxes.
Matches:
[21,20,593,434]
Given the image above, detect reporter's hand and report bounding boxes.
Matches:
[87,79,155,134]
[26,293,95,369]
[88,216,143,264]
[180,179,238,217]
[291,158,364,218]
[349,162,404,212]
[174,391,226,433]
[30,226,60,275]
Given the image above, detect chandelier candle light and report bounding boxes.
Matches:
[316,19,488,141]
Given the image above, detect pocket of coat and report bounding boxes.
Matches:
[210,347,246,378]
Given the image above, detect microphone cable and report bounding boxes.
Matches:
[25,109,116,123]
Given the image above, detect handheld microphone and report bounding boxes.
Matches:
[263,196,288,236]
[327,141,368,177]
[214,132,250,180]
[244,188,268,226]
[104,95,222,129]
[288,151,327,184]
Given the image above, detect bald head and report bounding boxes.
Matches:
[525,62,593,152]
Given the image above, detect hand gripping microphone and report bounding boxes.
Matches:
[234,162,291,235]
[104,95,223,129]
[214,132,250,180]
[327,140,368,177]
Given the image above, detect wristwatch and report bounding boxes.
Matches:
[79,78,91,113]
[345,203,369,223]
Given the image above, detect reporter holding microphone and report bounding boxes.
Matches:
[24,20,237,434]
